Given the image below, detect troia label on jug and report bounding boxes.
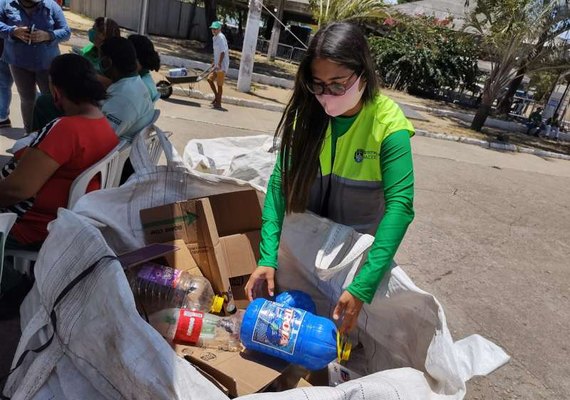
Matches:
[138,264,182,288]
[251,300,305,355]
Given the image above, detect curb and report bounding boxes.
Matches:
[171,86,287,112]
[406,103,528,134]
[168,87,570,162]
[415,129,570,161]
[161,55,294,90]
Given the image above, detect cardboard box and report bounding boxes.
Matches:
[175,345,291,398]
[162,239,202,276]
[140,190,262,313]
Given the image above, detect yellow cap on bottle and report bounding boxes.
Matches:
[336,331,352,362]
[210,295,224,314]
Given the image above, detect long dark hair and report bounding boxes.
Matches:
[49,54,107,105]
[94,17,121,39]
[277,22,379,213]
[128,34,161,71]
[100,37,138,77]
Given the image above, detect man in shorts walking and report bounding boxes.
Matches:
[207,21,229,110]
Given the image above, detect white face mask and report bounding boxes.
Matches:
[315,77,365,117]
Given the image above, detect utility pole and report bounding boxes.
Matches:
[139,0,149,35]
[237,0,263,92]
[267,0,285,62]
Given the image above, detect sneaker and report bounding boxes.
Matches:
[0,118,11,128]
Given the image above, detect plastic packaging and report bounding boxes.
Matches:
[130,263,224,313]
[168,67,188,77]
[240,299,337,370]
[149,308,243,352]
[275,290,316,314]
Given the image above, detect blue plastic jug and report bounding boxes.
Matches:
[275,290,316,314]
[240,298,337,370]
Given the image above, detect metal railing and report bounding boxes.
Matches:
[256,38,306,64]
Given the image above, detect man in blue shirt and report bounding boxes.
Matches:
[0,0,70,132]
[0,38,13,127]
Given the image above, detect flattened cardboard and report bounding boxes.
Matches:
[176,345,289,398]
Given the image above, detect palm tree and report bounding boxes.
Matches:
[465,0,566,131]
[496,0,570,114]
[310,0,388,26]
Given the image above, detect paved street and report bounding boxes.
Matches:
[1,91,569,399]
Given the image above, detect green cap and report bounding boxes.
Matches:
[209,21,222,30]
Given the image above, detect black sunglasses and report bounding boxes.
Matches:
[307,72,359,96]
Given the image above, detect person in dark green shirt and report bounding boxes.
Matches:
[32,17,121,132]
[82,17,121,73]
[244,22,415,333]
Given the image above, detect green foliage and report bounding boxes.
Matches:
[368,16,480,95]
[529,70,560,102]
[308,0,388,26]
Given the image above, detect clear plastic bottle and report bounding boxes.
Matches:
[149,308,243,352]
[168,67,188,77]
[130,263,224,314]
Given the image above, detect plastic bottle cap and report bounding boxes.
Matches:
[210,295,224,313]
[336,331,352,362]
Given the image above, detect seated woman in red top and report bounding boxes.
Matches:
[0,53,119,250]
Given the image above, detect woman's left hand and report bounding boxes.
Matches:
[333,290,364,333]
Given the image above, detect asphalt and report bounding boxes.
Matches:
[1,91,569,399]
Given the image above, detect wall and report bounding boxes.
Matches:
[70,0,207,41]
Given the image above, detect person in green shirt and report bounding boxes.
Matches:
[244,22,415,333]
[82,17,121,74]
[32,17,121,132]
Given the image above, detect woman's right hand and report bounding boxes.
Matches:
[245,266,275,301]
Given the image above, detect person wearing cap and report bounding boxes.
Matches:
[0,0,71,133]
[207,21,229,109]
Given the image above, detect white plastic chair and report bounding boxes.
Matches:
[110,140,133,187]
[0,212,17,295]
[5,142,125,275]
[67,142,124,209]
[111,109,163,185]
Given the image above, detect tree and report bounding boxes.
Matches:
[203,0,218,51]
[369,15,479,95]
[465,0,565,131]
[496,0,570,114]
[529,70,561,103]
[309,0,388,26]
